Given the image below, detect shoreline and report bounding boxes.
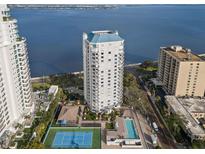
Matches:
[31,71,84,82]
[31,63,143,81]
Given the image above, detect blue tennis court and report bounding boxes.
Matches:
[52,131,93,148]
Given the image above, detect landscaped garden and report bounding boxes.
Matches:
[13,88,66,149]
[105,122,115,130]
[82,106,122,122]
[82,106,100,120]
[32,82,51,92]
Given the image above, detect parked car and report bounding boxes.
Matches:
[151,134,158,145]
[152,122,159,132]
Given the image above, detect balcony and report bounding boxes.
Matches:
[2,16,12,21]
[16,37,25,42]
[0,83,3,88]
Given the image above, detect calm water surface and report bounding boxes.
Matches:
[11,5,205,77]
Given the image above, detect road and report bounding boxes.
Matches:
[126,66,176,148]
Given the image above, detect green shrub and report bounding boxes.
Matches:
[105,122,115,129]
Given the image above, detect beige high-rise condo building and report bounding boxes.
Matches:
[0,5,34,137]
[158,45,205,97]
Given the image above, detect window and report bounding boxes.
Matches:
[108,51,111,54]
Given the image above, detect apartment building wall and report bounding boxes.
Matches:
[0,5,34,137]
[176,62,205,97]
[158,46,205,97]
[83,30,124,113]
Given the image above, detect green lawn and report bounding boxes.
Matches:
[43,127,101,149]
[139,66,158,72]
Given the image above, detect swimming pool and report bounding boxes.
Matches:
[124,119,139,139]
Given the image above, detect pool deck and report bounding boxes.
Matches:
[105,108,147,149]
[125,109,147,148]
[125,109,148,149]
[133,111,149,148]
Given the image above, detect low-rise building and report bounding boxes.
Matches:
[33,90,51,112]
[179,98,205,121]
[106,115,142,148]
[165,96,205,141]
[56,105,80,126]
[48,85,59,97]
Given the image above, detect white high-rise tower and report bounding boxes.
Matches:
[0,5,34,137]
[83,30,124,113]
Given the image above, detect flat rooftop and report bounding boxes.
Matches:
[165,96,205,135]
[87,30,123,43]
[178,98,205,113]
[57,105,79,123]
[161,45,204,62]
[48,85,58,95]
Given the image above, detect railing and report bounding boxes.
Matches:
[16,37,25,42]
[2,16,12,21]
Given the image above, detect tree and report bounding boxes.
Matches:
[155,95,161,103]
[123,72,152,116]
[28,142,44,149]
[140,60,153,68]
[34,123,46,142]
[78,106,82,115]
[192,140,205,149]
[166,114,184,142]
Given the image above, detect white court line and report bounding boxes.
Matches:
[61,132,65,146]
[82,132,85,146]
[52,133,58,147]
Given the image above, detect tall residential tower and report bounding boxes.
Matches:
[158,45,205,97]
[0,5,34,136]
[83,30,124,113]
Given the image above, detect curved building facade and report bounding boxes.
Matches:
[0,5,34,137]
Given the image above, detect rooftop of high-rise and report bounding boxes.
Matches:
[161,45,204,62]
[86,30,124,43]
